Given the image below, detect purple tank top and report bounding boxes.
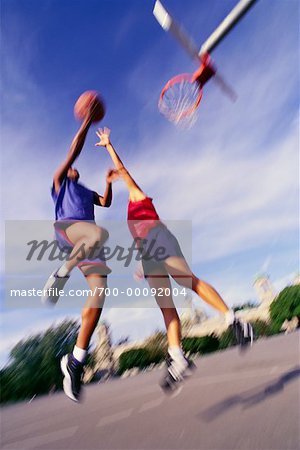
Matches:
[51,178,95,221]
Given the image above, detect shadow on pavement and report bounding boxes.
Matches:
[199,366,300,422]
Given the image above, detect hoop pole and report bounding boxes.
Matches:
[169,21,199,61]
[153,0,199,61]
[199,0,258,56]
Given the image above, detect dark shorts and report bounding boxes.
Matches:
[140,224,184,276]
[54,221,111,275]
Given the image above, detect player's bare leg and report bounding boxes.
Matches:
[42,222,109,305]
[146,267,195,392]
[76,271,107,347]
[60,270,107,402]
[147,270,181,346]
[63,222,109,273]
[164,256,253,348]
[164,256,229,313]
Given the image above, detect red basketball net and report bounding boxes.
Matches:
[158,55,216,128]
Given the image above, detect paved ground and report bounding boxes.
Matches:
[1,332,299,450]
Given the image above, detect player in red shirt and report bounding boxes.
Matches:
[96,128,253,392]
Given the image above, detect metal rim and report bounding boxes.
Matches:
[159,73,203,121]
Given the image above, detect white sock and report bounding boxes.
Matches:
[225,309,235,326]
[56,263,71,278]
[168,346,186,365]
[73,345,87,363]
[168,346,188,379]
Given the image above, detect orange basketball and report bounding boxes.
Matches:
[74,91,105,123]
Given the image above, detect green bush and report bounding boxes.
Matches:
[270,285,300,333]
[144,331,167,363]
[233,301,258,312]
[251,319,277,337]
[218,328,236,350]
[0,320,79,404]
[218,319,278,352]
[182,335,219,355]
[118,348,153,374]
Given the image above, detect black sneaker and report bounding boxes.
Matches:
[232,319,254,349]
[41,269,69,306]
[160,354,196,394]
[60,354,84,402]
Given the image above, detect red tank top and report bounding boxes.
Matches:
[127,197,160,239]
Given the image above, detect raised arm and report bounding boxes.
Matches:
[53,109,95,194]
[93,169,115,207]
[95,128,146,202]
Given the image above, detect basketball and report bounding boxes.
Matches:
[74,91,105,123]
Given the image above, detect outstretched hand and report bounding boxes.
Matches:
[95,127,111,147]
[106,168,120,184]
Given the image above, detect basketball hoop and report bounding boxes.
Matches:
[154,0,258,127]
[158,55,216,128]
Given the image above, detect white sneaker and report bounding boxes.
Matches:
[41,269,69,306]
[60,354,84,402]
[160,354,196,393]
[231,318,254,349]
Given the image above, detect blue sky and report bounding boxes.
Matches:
[1,0,299,366]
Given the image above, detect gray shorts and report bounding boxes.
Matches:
[140,224,184,276]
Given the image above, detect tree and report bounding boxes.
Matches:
[182,335,219,355]
[116,337,130,346]
[0,320,79,404]
[218,327,236,350]
[118,348,152,374]
[117,332,169,375]
[270,285,300,333]
[144,331,167,362]
[251,320,276,337]
[233,301,258,312]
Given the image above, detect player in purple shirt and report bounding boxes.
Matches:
[42,106,115,402]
